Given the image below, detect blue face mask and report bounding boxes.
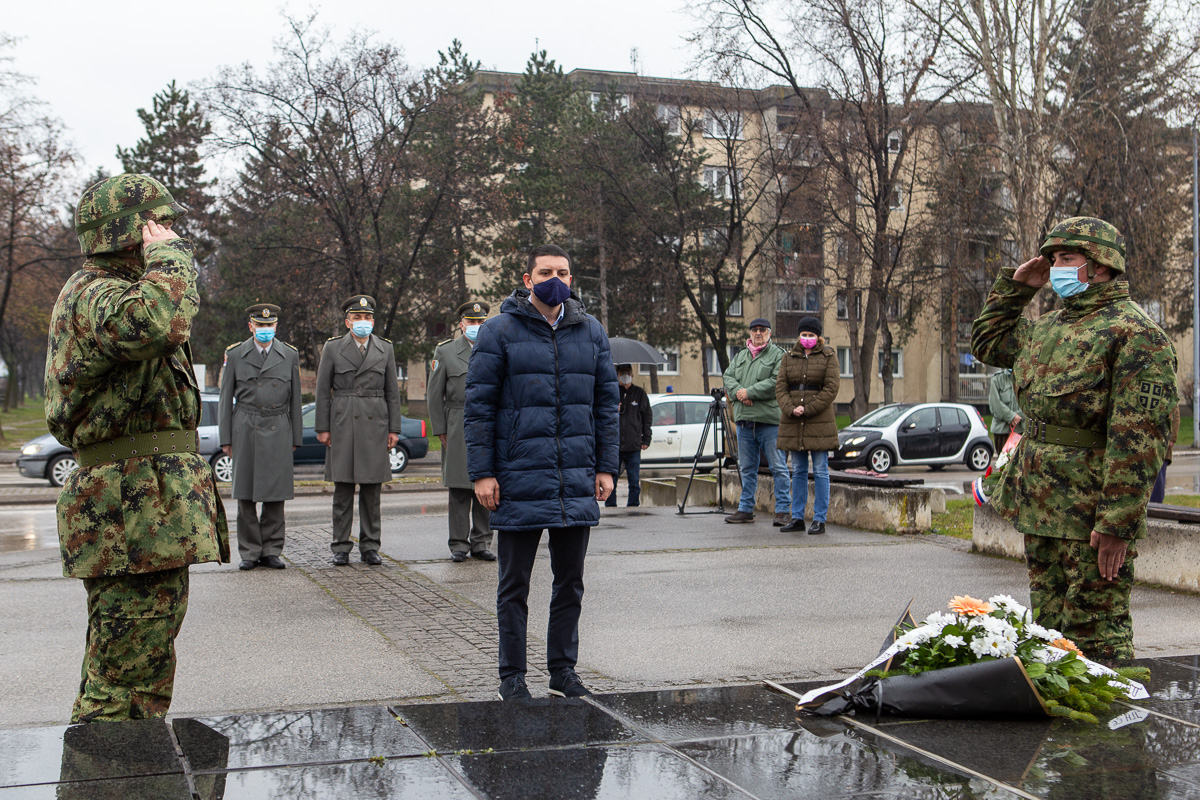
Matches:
[463,324,480,342]
[351,321,374,338]
[1049,266,1089,298]
[254,327,276,344]
[531,276,571,306]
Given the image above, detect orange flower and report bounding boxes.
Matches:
[948,595,994,616]
[1051,637,1083,656]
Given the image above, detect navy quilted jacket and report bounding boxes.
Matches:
[465,289,619,530]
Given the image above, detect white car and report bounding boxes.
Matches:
[642,393,724,468]
[830,402,993,473]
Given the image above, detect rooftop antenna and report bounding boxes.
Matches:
[630,47,640,73]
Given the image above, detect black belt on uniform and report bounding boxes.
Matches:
[1026,418,1106,449]
[332,389,385,397]
[236,403,289,417]
[76,430,198,468]
[787,383,824,392]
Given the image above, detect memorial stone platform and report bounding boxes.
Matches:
[2,654,1198,799]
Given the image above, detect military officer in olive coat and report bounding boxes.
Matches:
[429,300,495,562]
[219,303,303,571]
[316,295,403,565]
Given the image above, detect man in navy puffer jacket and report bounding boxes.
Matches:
[466,244,619,701]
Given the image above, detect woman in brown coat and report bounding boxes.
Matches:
[775,316,840,534]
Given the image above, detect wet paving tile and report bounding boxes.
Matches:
[174,707,426,772]
[0,774,192,799]
[1158,656,1200,673]
[394,698,642,753]
[202,757,475,800]
[0,721,181,789]
[449,743,753,799]
[675,727,1022,799]
[1128,659,1200,726]
[595,684,816,741]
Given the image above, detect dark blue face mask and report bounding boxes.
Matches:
[531,276,571,306]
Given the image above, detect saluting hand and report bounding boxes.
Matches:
[142,219,178,245]
[1013,255,1050,288]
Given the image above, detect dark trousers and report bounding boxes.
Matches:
[604,450,642,507]
[236,500,285,561]
[496,526,590,681]
[1150,463,1167,503]
[448,487,492,555]
[331,482,382,554]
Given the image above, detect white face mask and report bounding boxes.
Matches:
[619,374,633,386]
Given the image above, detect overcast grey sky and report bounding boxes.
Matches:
[5,0,699,180]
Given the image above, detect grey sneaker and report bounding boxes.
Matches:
[548,669,593,698]
[724,510,755,524]
[497,675,532,701]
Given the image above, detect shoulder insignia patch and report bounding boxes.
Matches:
[437,337,453,346]
[225,342,239,350]
[327,335,342,341]
[431,359,440,373]
[1137,381,1166,411]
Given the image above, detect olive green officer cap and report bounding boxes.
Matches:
[75,173,187,256]
[457,300,490,320]
[1039,216,1126,274]
[342,295,376,315]
[246,303,281,323]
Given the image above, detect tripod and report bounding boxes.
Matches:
[677,389,735,514]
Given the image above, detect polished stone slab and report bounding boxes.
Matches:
[394,698,643,753]
[1129,659,1200,726]
[0,774,192,799]
[449,743,753,799]
[174,707,427,772]
[0,720,181,789]
[202,757,475,799]
[595,683,821,741]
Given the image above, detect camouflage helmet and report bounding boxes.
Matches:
[1039,216,1126,274]
[74,173,187,256]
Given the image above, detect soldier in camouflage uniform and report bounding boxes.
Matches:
[971,216,1176,661]
[45,174,229,722]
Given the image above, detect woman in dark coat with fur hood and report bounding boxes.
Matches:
[775,316,840,534]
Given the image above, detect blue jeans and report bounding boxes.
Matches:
[736,422,790,514]
[789,450,830,522]
[605,450,642,507]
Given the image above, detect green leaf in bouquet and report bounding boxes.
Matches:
[1023,662,1047,678]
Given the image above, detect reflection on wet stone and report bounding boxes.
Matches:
[595,685,811,741]
[213,758,475,800]
[396,699,640,753]
[677,729,1016,800]
[174,707,425,771]
[1132,659,1200,726]
[0,775,193,799]
[453,744,749,800]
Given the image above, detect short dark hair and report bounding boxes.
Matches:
[527,243,572,273]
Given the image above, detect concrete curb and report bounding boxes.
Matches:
[0,480,445,506]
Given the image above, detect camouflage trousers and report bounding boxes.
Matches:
[72,567,189,723]
[1024,534,1136,661]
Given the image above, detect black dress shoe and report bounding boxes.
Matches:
[780,519,805,533]
[808,521,826,535]
[451,551,468,563]
[238,559,258,571]
[259,555,286,569]
[361,550,383,565]
[471,549,497,562]
[331,552,350,566]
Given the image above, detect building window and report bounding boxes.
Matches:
[889,188,904,211]
[885,293,903,321]
[703,167,739,199]
[777,282,821,313]
[887,130,902,153]
[837,347,854,378]
[705,344,742,376]
[703,109,743,140]
[836,290,862,320]
[639,345,680,376]
[778,224,823,279]
[588,92,629,115]
[701,227,729,250]
[877,349,903,378]
[702,290,743,317]
[656,104,681,135]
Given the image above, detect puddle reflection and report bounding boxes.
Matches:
[0,508,59,553]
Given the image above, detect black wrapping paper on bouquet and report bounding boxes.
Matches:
[808,657,1049,720]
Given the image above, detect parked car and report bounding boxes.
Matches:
[830,402,993,474]
[642,393,725,469]
[286,402,428,474]
[19,393,224,487]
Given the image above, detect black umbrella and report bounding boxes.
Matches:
[608,337,666,365]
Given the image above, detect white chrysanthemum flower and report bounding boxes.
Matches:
[994,638,1017,658]
[969,634,1014,658]
[1044,628,1063,640]
[924,611,956,628]
[988,594,1029,619]
[969,636,992,658]
[1026,623,1053,641]
[896,625,935,650]
[942,634,966,649]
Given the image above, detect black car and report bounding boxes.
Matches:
[209,402,429,482]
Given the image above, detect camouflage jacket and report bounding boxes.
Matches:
[45,238,229,578]
[971,270,1176,542]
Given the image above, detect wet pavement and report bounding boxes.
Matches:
[3,656,1199,799]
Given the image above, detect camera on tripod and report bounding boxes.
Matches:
[710,387,726,401]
